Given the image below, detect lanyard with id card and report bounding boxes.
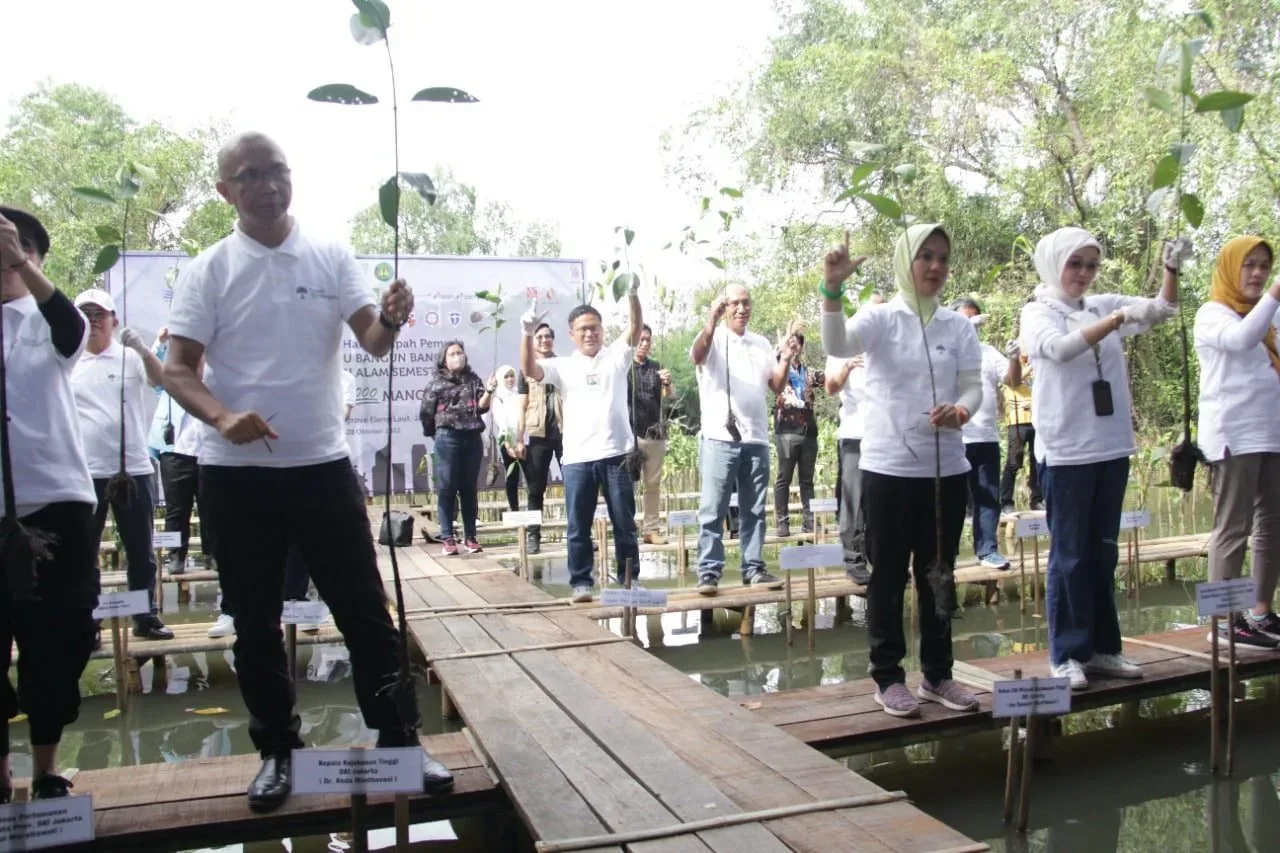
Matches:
[1036,297,1114,417]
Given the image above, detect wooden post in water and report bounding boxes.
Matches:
[394,794,410,850]
[1017,686,1036,833]
[623,558,634,641]
[111,616,127,711]
[1210,615,1220,775]
[597,519,609,588]
[286,624,298,685]
[784,572,793,646]
[517,525,528,580]
[806,567,816,651]
[1227,610,1237,775]
[1032,541,1042,619]
[351,793,369,853]
[1018,538,1026,615]
[1002,667,1023,825]
[677,525,687,575]
[739,605,755,636]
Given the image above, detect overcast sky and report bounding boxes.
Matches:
[5,0,778,283]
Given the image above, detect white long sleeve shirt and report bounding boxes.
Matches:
[1194,295,1280,462]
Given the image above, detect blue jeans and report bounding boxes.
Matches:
[563,454,639,588]
[1042,457,1130,666]
[965,442,1001,559]
[697,438,769,579]
[435,428,483,541]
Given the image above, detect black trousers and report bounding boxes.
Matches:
[0,502,98,754]
[91,474,159,621]
[773,432,818,523]
[199,460,408,756]
[999,424,1042,507]
[499,446,522,511]
[158,452,211,561]
[524,436,562,514]
[862,470,966,689]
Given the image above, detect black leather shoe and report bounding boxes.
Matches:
[133,616,175,641]
[166,553,185,576]
[248,755,292,813]
[31,774,72,799]
[421,749,454,794]
[0,772,11,804]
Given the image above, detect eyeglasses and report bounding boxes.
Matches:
[228,164,291,186]
[573,324,602,335]
[1065,258,1100,273]
[534,333,554,342]
[82,309,110,321]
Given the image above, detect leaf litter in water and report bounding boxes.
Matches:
[186,707,231,715]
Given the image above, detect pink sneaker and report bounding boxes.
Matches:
[462,538,483,554]
[441,539,459,556]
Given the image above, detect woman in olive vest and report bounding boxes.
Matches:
[515,322,563,553]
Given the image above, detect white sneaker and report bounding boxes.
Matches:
[1051,659,1088,691]
[208,613,235,639]
[1085,652,1143,680]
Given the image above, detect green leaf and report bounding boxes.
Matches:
[719,186,743,199]
[92,245,120,275]
[892,164,918,183]
[719,210,732,231]
[118,174,139,199]
[705,257,726,270]
[307,84,379,105]
[1142,87,1175,114]
[379,176,400,229]
[624,228,635,246]
[1179,38,1206,96]
[850,162,877,188]
[1171,142,1196,165]
[1194,90,1256,113]
[1186,9,1214,31]
[700,196,710,214]
[611,259,621,271]
[353,0,390,29]
[1152,154,1179,190]
[349,13,384,45]
[613,273,637,301]
[1180,193,1205,229]
[1155,38,1177,75]
[73,186,116,205]
[478,325,491,335]
[847,141,885,156]
[128,161,157,182]
[856,192,903,220]
[398,171,437,205]
[411,87,479,103]
[495,318,505,330]
[1146,187,1171,216]
[1220,105,1245,133]
[94,225,122,244]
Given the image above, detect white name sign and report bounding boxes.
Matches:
[599,587,669,608]
[667,509,698,530]
[778,544,844,571]
[152,531,183,549]
[594,504,610,521]
[1119,510,1150,531]
[1196,578,1256,618]
[992,677,1072,718]
[809,498,838,513]
[92,590,150,620]
[1014,515,1049,538]
[503,510,543,527]
[729,493,739,509]
[0,795,94,850]
[282,600,330,625]
[292,747,423,795]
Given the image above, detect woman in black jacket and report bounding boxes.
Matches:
[420,341,494,555]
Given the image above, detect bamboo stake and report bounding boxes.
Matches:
[784,571,793,646]
[1017,700,1035,832]
[394,794,410,850]
[1227,609,1236,775]
[1210,615,1220,775]
[428,636,629,663]
[623,558,634,640]
[111,616,126,711]
[807,567,817,651]
[677,525,687,574]
[518,525,528,581]
[1018,537,1026,614]
[351,793,369,853]
[1003,667,1023,825]
[286,624,298,685]
[1032,540,1042,619]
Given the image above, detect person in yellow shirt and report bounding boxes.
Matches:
[1000,344,1042,514]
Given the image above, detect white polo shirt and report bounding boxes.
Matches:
[538,336,635,466]
[71,342,155,478]
[167,221,376,467]
[342,369,362,462]
[836,297,980,478]
[1194,296,1280,462]
[695,325,775,446]
[825,355,868,440]
[1,294,96,516]
[962,343,1006,445]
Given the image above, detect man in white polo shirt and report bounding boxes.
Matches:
[161,131,453,812]
[519,286,642,603]
[0,206,99,800]
[691,283,793,595]
[71,288,174,642]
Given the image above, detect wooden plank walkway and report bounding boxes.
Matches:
[379,542,987,852]
[7,732,501,851]
[742,627,1279,752]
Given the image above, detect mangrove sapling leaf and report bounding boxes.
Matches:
[623,228,635,246]
[1194,91,1256,113]
[1179,39,1206,96]
[94,224,122,244]
[398,171,437,205]
[307,84,379,105]
[1152,154,1180,190]
[1171,142,1196,165]
[846,141,886,156]
[856,193,903,220]
[92,245,121,275]
[705,257,726,270]
[411,87,479,103]
[1220,106,1244,134]
[718,186,743,198]
[1186,9,1214,31]
[1143,86,1175,114]
[613,273,638,302]
[1179,192,1205,229]
[892,163,918,182]
[719,210,732,231]
[850,162,878,188]
[700,196,711,213]
[73,186,117,205]
[378,177,400,229]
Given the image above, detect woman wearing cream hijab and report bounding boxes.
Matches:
[1019,227,1183,690]
[489,364,523,511]
[821,224,983,719]
[1195,237,1280,649]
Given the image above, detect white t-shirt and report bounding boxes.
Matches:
[538,337,635,466]
[1,295,96,516]
[167,222,376,467]
[1194,296,1280,462]
[71,342,156,478]
[694,326,776,446]
[1020,293,1155,466]
[825,355,868,440]
[837,297,980,478]
[341,369,362,462]
[963,343,1005,445]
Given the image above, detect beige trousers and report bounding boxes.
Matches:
[1208,452,1280,605]
[637,438,667,532]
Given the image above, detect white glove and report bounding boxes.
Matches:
[119,327,145,351]
[520,297,549,337]
[1004,339,1021,359]
[629,273,640,296]
[968,313,988,329]
[1163,236,1193,271]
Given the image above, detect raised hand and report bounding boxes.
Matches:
[1163,236,1194,272]
[215,411,279,445]
[520,297,549,336]
[823,230,868,289]
[707,295,728,326]
[119,327,146,351]
[0,213,26,268]
[381,279,414,326]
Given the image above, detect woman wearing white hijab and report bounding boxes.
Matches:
[489,364,523,511]
[821,225,983,719]
[1019,227,1183,690]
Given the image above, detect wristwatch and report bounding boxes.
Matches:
[378,311,401,331]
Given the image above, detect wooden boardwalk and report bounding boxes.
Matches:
[742,627,1279,753]
[378,543,986,852]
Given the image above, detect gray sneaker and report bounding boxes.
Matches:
[571,586,593,603]
[696,573,719,596]
[918,678,980,712]
[744,570,784,590]
[874,683,920,718]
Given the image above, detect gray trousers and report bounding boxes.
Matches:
[837,438,868,568]
[1208,452,1280,606]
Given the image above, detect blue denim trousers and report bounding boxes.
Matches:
[696,438,769,579]
[1041,457,1130,665]
[965,442,1002,559]
[435,427,483,541]
[563,454,639,588]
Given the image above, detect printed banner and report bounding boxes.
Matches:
[106,252,585,494]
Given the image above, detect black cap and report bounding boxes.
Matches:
[0,206,50,259]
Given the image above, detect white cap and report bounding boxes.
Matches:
[75,288,117,313]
